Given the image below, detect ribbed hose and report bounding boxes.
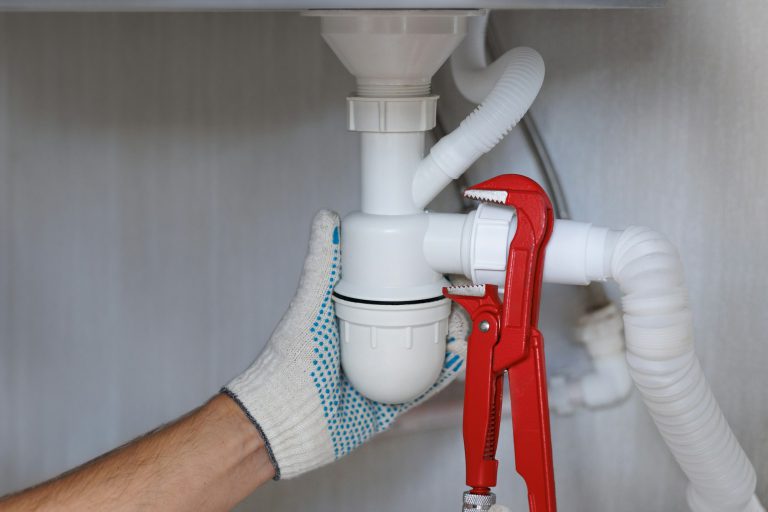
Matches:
[611,227,763,512]
[412,47,544,209]
[452,47,544,151]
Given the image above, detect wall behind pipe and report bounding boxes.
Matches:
[0,2,766,511]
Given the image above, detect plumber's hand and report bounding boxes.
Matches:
[223,210,469,480]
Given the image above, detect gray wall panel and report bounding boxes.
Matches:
[0,3,766,510]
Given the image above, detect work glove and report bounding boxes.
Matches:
[223,210,469,480]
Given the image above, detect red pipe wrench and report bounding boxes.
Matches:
[443,174,556,512]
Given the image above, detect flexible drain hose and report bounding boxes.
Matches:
[610,227,763,512]
[412,46,545,209]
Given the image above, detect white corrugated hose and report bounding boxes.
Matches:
[412,44,545,208]
[610,227,763,512]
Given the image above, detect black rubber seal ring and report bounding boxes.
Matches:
[332,291,446,306]
[220,387,281,481]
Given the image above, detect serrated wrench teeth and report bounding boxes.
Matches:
[444,284,487,297]
[463,189,508,204]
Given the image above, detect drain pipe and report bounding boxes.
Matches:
[609,228,763,512]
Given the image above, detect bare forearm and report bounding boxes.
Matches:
[0,394,274,512]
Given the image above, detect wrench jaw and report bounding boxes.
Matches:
[443,285,501,315]
[464,174,551,208]
[443,284,503,498]
[444,284,489,298]
[463,188,509,205]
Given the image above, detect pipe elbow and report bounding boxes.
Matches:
[610,226,686,296]
[450,14,544,107]
[609,227,691,361]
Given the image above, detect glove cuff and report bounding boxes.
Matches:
[220,386,281,479]
[223,354,334,479]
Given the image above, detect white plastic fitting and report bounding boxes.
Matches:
[348,96,439,133]
[333,212,452,403]
[423,212,475,277]
[549,303,633,415]
[422,204,617,289]
[310,9,473,97]
[335,295,450,404]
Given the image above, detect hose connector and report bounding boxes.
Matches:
[463,491,496,511]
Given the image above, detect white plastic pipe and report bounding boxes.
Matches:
[609,227,763,512]
[423,207,615,287]
[423,212,475,276]
[411,40,544,208]
[361,132,426,215]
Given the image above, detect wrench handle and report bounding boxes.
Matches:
[508,329,556,512]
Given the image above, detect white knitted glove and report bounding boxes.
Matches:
[223,210,469,480]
